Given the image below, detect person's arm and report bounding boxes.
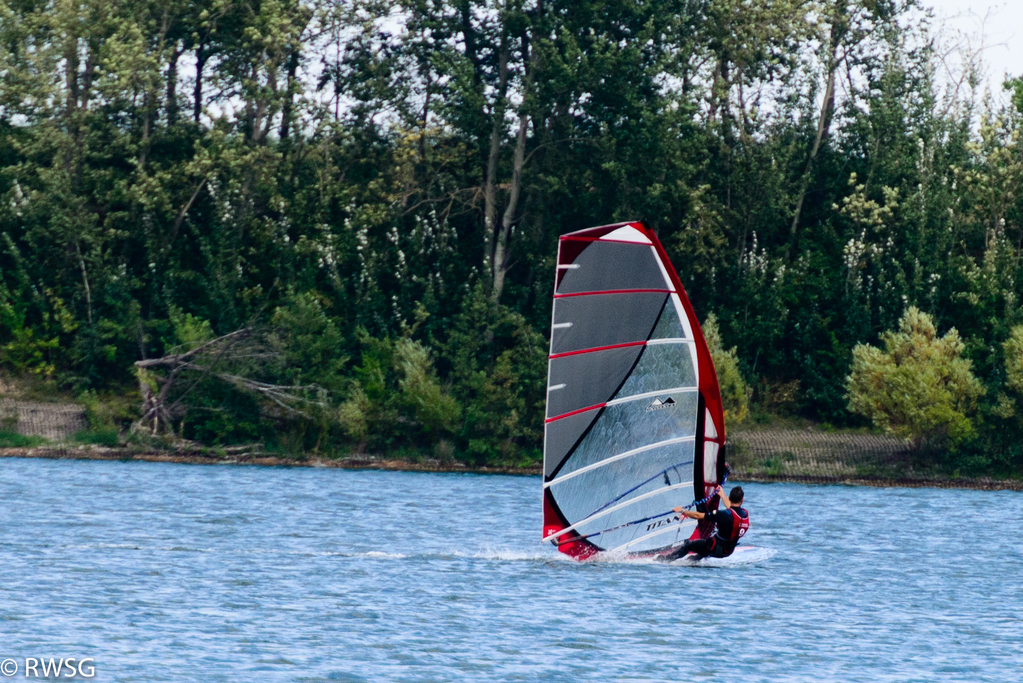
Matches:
[671,506,704,519]
[717,486,731,510]
[673,485,727,519]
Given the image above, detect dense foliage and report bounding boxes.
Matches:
[847,307,982,448]
[1,0,1022,470]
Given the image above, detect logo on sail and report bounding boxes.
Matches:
[647,397,676,411]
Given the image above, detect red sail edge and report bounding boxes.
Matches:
[544,221,726,560]
[542,489,599,561]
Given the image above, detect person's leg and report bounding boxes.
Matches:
[662,542,687,561]
[708,543,732,559]
[663,538,713,561]
[686,537,717,560]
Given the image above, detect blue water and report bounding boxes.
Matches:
[0,457,1020,682]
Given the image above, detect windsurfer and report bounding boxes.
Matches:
[659,486,749,562]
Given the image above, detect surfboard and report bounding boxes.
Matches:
[540,222,729,560]
[666,545,774,566]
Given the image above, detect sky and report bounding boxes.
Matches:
[926,0,1022,89]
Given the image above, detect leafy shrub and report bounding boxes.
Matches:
[73,427,120,447]
[439,287,546,465]
[0,430,46,448]
[338,333,460,453]
[949,325,1023,477]
[1003,325,1023,395]
[270,292,348,391]
[704,314,749,425]
[78,390,138,433]
[394,338,461,435]
[179,381,271,445]
[846,307,983,447]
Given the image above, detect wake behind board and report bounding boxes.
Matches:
[541,222,730,560]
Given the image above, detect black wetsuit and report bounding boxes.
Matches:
[664,507,748,561]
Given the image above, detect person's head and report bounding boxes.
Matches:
[728,486,744,505]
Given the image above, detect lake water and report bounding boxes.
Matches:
[0,457,1020,682]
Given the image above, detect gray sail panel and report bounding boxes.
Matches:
[550,440,696,527]
[543,408,602,478]
[557,242,667,295]
[551,293,668,356]
[649,302,687,339]
[552,391,699,480]
[546,345,645,419]
[611,343,697,401]
[569,487,694,553]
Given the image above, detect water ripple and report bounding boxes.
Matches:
[0,458,1019,682]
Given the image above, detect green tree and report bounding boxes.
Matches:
[703,314,749,425]
[847,307,983,447]
[338,333,460,454]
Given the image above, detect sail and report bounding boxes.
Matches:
[541,222,726,559]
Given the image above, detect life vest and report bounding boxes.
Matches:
[727,508,749,543]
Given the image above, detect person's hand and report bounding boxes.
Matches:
[672,506,683,513]
[716,485,724,497]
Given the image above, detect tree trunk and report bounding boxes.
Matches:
[420,71,431,162]
[81,37,98,111]
[786,5,844,262]
[492,111,528,302]
[65,36,79,115]
[482,42,510,278]
[280,47,300,140]
[75,242,93,326]
[460,0,481,86]
[167,45,182,125]
[139,92,151,171]
[492,29,535,303]
[194,43,206,123]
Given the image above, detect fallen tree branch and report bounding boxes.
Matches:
[132,326,326,434]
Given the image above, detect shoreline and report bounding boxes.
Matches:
[2,445,1022,492]
[734,472,1023,492]
[0,446,542,476]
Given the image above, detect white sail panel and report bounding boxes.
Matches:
[566,487,696,553]
[703,441,719,483]
[612,343,697,399]
[551,440,696,524]
[705,409,717,438]
[543,436,695,488]
[601,226,652,243]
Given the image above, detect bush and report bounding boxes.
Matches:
[0,430,46,448]
[949,324,1023,477]
[846,307,983,447]
[440,287,546,465]
[338,333,460,453]
[73,427,120,447]
[704,314,749,425]
[1003,325,1023,395]
[78,390,138,433]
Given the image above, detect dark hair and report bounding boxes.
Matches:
[729,486,744,504]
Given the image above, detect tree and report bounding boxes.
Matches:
[703,314,748,425]
[337,333,460,453]
[846,307,983,447]
[133,323,327,439]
